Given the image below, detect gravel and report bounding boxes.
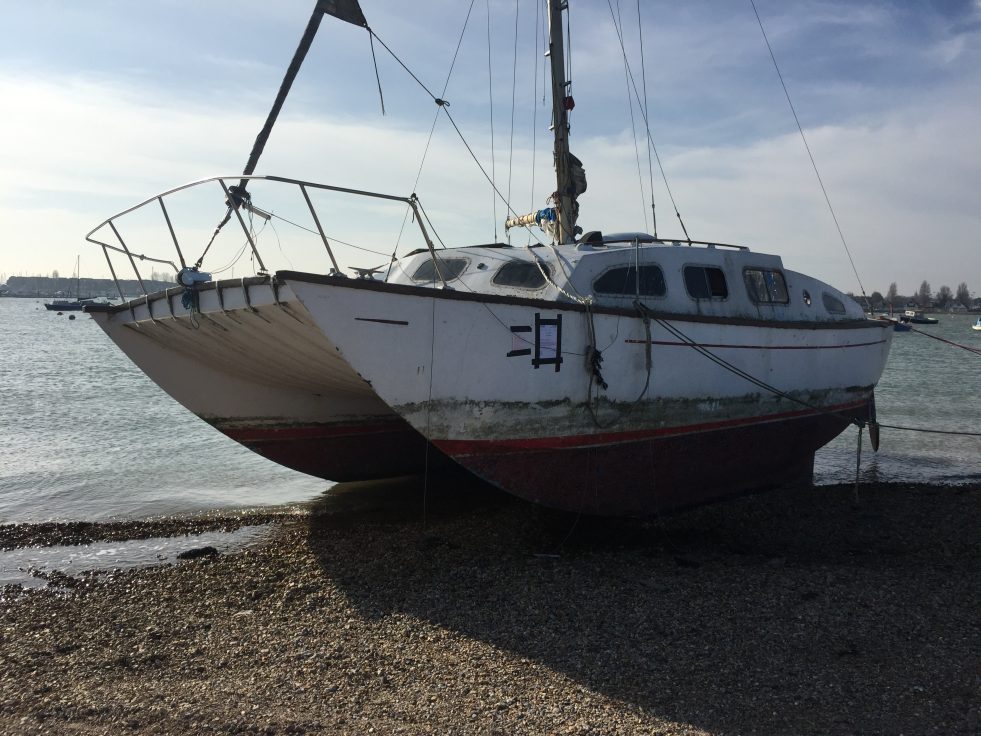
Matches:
[0,478,978,735]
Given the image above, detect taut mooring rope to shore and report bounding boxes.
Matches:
[903,323,981,356]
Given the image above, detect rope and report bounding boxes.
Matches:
[904,323,981,356]
[653,314,866,427]
[583,300,655,430]
[750,0,868,304]
[642,312,979,438]
[854,425,863,502]
[876,424,981,437]
[180,287,201,329]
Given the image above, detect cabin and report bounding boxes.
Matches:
[387,232,866,323]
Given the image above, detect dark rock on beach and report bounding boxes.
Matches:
[0,479,978,735]
[176,545,220,560]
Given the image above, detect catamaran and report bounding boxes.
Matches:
[85,1,892,515]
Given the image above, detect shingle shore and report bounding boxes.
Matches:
[1,479,978,735]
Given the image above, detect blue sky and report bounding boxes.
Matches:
[1,0,980,299]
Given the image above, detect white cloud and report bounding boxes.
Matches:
[2,2,980,299]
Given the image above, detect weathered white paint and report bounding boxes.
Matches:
[287,266,890,445]
[88,280,396,430]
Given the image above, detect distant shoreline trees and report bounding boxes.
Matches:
[870,280,977,311]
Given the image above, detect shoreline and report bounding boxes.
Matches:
[1,479,978,734]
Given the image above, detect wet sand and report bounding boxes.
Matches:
[0,478,978,735]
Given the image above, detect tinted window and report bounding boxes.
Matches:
[684,266,728,299]
[492,260,549,289]
[744,268,789,304]
[411,257,468,283]
[822,292,846,314]
[594,265,666,297]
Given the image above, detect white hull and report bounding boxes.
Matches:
[286,275,890,436]
[87,278,436,481]
[282,273,891,513]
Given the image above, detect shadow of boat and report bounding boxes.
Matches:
[303,476,979,734]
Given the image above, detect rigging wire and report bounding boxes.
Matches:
[486,0,499,241]
[267,210,391,257]
[636,0,657,236]
[749,0,868,302]
[368,25,553,251]
[604,0,691,243]
[529,0,542,246]
[613,0,651,232]
[388,0,478,266]
[507,0,520,244]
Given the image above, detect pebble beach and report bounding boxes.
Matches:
[1,478,978,735]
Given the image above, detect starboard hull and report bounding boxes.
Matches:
[435,399,858,515]
[283,272,891,515]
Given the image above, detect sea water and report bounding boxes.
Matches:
[816,313,981,485]
[1,297,979,525]
[0,297,328,524]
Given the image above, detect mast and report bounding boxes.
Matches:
[505,0,585,242]
[547,0,576,244]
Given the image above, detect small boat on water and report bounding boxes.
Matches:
[84,1,892,515]
[44,256,100,311]
[900,309,939,325]
[972,317,981,332]
[44,298,102,312]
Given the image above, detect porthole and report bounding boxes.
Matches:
[822,292,846,314]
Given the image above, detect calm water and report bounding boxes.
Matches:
[0,297,328,524]
[0,298,979,525]
[815,314,981,485]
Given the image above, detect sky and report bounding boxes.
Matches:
[1,0,980,299]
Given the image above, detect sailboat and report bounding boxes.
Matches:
[45,255,98,311]
[85,1,893,515]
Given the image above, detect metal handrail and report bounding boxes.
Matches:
[85,174,440,299]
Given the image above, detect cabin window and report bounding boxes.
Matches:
[411,257,468,283]
[822,293,846,314]
[492,260,549,289]
[593,265,666,297]
[743,268,789,304]
[684,266,728,300]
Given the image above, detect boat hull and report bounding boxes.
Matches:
[86,279,443,482]
[436,401,857,515]
[284,272,891,515]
